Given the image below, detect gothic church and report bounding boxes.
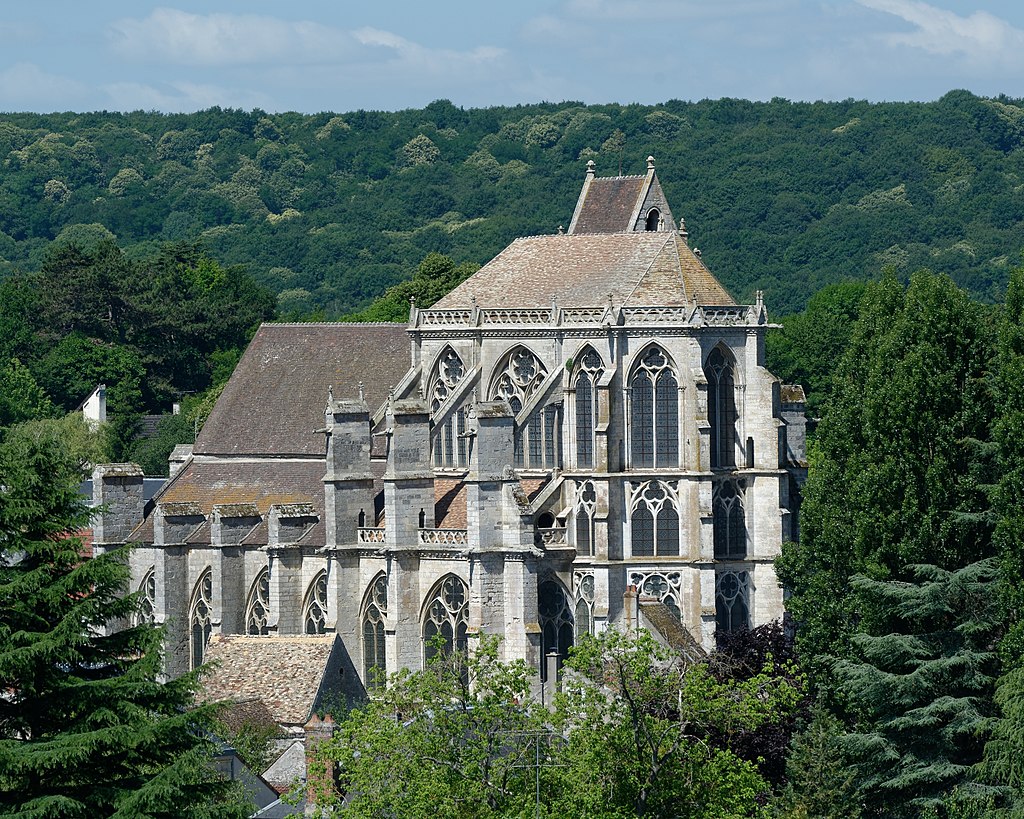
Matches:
[91,158,807,701]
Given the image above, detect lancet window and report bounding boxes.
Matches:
[491,347,559,469]
[362,574,388,689]
[574,349,604,468]
[304,571,328,635]
[245,568,270,635]
[136,568,156,626]
[575,480,597,557]
[538,579,574,681]
[716,570,750,633]
[630,346,679,468]
[629,570,683,621]
[629,480,680,557]
[705,347,738,469]
[423,575,469,663]
[573,571,596,641]
[713,478,747,559]
[431,348,470,468]
[189,569,213,669]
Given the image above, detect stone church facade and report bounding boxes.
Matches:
[92,158,807,697]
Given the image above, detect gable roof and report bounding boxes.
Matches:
[570,175,647,234]
[200,635,340,725]
[196,323,410,458]
[431,232,734,309]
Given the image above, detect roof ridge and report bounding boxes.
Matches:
[263,321,408,328]
[592,174,646,181]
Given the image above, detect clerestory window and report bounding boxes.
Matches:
[430,348,470,468]
[630,346,679,468]
[245,568,270,635]
[189,569,213,669]
[492,347,559,469]
[303,571,328,635]
[574,349,603,469]
[705,347,738,469]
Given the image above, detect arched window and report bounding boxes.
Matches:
[423,575,469,663]
[245,568,270,635]
[362,574,388,689]
[303,571,328,635]
[645,208,660,231]
[575,480,597,557]
[629,570,683,621]
[491,347,558,468]
[630,346,679,468]
[705,347,738,469]
[574,571,596,641]
[538,579,574,681]
[574,349,603,468]
[629,480,680,557]
[713,479,747,559]
[430,348,470,468]
[189,569,213,669]
[135,568,156,626]
[716,571,750,633]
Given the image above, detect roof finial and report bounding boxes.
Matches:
[679,217,689,244]
[358,381,365,401]
[586,159,595,178]
[558,224,564,235]
[327,384,334,403]
[647,155,655,171]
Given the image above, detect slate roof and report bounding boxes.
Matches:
[201,635,339,725]
[196,323,410,458]
[432,233,734,309]
[570,175,646,234]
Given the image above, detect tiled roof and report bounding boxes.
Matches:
[201,635,339,725]
[571,175,646,234]
[639,602,706,663]
[432,233,734,309]
[196,323,410,457]
[435,478,466,528]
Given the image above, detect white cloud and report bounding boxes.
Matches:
[0,62,87,110]
[563,0,788,21]
[108,7,362,66]
[856,0,1024,62]
[102,80,271,113]
[353,26,504,74]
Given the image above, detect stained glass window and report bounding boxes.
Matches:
[245,568,270,635]
[363,574,388,689]
[189,569,213,669]
[705,347,738,469]
[304,571,328,634]
[630,346,679,468]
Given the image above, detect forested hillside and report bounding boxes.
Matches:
[2,91,1024,316]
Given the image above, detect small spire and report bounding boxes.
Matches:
[647,155,655,171]
[558,224,564,235]
[358,381,364,401]
[327,385,334,403]
[586,159,595,177]
[409,295,415,306]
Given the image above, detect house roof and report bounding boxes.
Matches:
[200,635,339,726]
[431,232,734,309]
[196,323,410,458]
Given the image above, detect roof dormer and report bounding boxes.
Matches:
[567,155,676,235]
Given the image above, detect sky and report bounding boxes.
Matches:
[0,0,1022,113]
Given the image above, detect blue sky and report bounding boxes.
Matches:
[0,1,1022,113]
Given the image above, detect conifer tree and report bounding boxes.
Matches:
[0,419,247,819]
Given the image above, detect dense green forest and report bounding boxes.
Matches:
[2,90,1024,317]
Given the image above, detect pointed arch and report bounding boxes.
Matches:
[629,480,681,557]
[422,574,469,664]
[573,571,596,641]
[303,571,328,635]
[629,344,679,468]
[705,345,738,469]
[573,346,604,469]
[429,346,470,468]
[716,570,750,633]
[538,578,574,681]
[645,208,660,231]
[136,567,156,626]
[245,568,270,635]
[575,480,597,557]
[713,478,747,559]
[362,573,388,689]
[489,345,558,469]
[189,569,213,669]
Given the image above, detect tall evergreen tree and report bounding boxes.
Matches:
[0,419,247,819]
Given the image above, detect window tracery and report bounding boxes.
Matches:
[713,478,747,559]
[574,349,603,468]
[629,480,680,557]
[629,570,683,621]
[705,347,738,469]
[136,568,156,626]
[303,571,328,635]
[423,575,469,663]
[245,568,270,636]
[491,347,558,468]
[716,570,750,633]
[362,574,388,689]
[538,579,574,680]
[189,569,213,669]
[573,571,596,641]
[575,480,597,557]
[431,348,470,468]
[630,346,679,468]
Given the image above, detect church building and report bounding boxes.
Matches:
[91,157,807,700]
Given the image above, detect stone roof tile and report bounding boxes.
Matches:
[196,323,410,457]
[571,175,646,234]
